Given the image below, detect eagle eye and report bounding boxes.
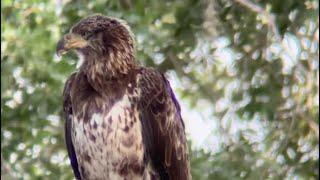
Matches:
[84,29,103,40]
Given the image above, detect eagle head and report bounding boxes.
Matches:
[56,14,136,77]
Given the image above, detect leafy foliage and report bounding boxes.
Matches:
[1,0,318,179]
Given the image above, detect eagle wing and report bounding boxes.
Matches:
[63,73,81,179]
[139,68,191,180]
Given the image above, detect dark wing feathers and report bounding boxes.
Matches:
[139,68,191,180]
[63,73,81,180]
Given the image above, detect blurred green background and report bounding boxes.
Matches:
[1,0,319,179]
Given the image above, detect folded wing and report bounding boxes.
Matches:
[139,69,191,180]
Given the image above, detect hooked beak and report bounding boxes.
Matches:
[56,33,88,57]
[56,38,66,57]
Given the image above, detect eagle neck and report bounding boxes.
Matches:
[80,50,136,93]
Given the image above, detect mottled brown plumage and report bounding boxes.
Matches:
[58,14,191,180]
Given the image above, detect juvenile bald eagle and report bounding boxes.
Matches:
[56,14,191,180]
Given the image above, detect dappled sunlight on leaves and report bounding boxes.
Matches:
[1,0,319,179]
